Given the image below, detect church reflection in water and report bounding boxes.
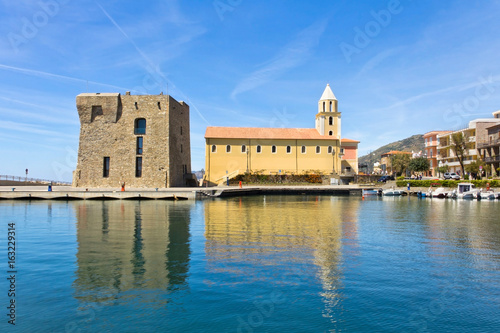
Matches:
[73,201,192,304]
[203,195,360,317]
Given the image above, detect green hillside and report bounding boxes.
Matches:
[358,134,424,172]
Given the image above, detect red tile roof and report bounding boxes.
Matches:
[205,127,339,140]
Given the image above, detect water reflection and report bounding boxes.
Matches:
[73,201,192,304]
[204,196,361,320]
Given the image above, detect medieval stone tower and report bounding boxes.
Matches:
[73,92,193,188]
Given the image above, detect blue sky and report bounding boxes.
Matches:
[1,0,500,182]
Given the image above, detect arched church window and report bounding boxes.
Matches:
[256,145,262,153]
[226,145,231,153]
[329,117,333,125]
[329,131,333,136]
[134,118,146,134]
[316,146,321,154]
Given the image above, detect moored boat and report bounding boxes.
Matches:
[431,187,449,198]
[480,190,496,200]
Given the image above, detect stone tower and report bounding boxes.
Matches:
[73,92,193,188]
[315,84,341,139]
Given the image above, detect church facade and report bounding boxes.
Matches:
[204,84,359,185]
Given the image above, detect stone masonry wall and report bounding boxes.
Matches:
[73,93,190,188]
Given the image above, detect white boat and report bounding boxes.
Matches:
[431,187,449,198]
[480,190,496,200]
[382,188,405,196]
[455,183,480,199]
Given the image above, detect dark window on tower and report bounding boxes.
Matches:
[329,131,333,136]
[103,157,110,177]
[134,118,146,134]
[329,117,333,125]
[135,157,142,177]
[136,137,143,155]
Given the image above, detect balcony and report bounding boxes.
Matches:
[485,156,500,163]
[477,138,500,149]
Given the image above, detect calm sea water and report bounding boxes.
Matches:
[1,195,500,332]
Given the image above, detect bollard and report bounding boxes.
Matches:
[121,182,125,192]
[239,181,242,188]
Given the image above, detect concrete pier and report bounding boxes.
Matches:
[0,185,368,201]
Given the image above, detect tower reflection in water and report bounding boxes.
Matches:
[73,201,191,305]
[203,195,360,319]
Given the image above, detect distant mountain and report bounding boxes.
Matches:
[358,134,425,172]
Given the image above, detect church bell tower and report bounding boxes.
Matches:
[315,84,341,138]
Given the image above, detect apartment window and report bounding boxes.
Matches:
[328,146,332,154]
[241,145,246,153]
[211,145,216,153]
[103,157,110,177]
[430,150,433,158]
[329,117,333,125]
[286,146,291,154]
[272,145,277,153]
[329,131,333,136]
[226,145,231,153]
[340,148,345,154]
[136,137,143,155]
[316,146,321,154]
[135,157,142,177]
[301,146,306,154]
[134,118,146,134]
[256,145,262,153]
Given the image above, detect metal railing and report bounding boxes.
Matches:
[485,156,500,162]
[0,175,71,185]
[477,138,500,148]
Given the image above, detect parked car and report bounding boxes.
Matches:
[444,172,460,180]
[378,175,395,182]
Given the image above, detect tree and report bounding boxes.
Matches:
[450,132,468,176]
[409,157,430,173]
[437,165,449,178]
[465,161,481,179]
[391,153,412,177]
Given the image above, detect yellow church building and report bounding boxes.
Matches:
[204,84,360,185]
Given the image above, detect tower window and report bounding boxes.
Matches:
[157,101,161,109]
[323,101,325,112]
[329,131,333,136]
[301,146,306,154]
[134,102,138,109]
[272,145,277,153]
[286,146,291,154]
[241,145,246,153]
[134,118,146,134]
[316,146,321,154]
[329,117,333,125]
[226,145,231,153]
[91,105,103,122]
[135,157,142,177]
[103,157,110,178]
[257,145,262,153]
[328,146,332,154]
[136,137,143,155]
[330,101,333,112]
